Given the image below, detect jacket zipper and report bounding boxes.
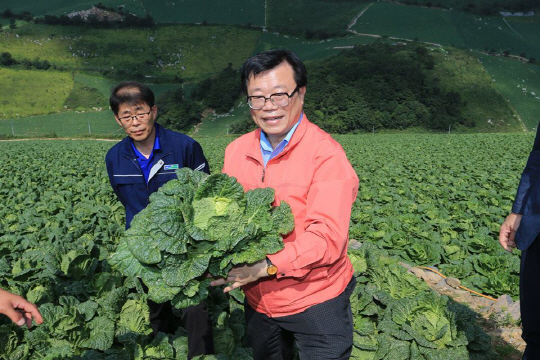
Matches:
[261,167,266,182]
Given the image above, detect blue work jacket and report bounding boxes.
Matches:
[105,123,210,229]
[513,125,540,250]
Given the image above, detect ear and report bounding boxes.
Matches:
[298,86,306,105]
[114,115,123,127]
[151,105,158,116]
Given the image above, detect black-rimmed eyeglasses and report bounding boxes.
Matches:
[118,109,152,123]
[246,86,299,110]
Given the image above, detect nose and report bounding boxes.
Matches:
[131,116,142,126]
[262,97,278,111]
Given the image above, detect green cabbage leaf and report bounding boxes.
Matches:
[110,168,294,308]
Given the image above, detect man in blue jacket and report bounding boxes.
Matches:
[105,81,214,358]
[500,126,540,359]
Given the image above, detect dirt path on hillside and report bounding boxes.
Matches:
[347,2,375,30]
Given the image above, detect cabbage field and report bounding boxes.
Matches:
[0,132,532,359]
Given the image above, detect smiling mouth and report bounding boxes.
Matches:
[262,116,283,122]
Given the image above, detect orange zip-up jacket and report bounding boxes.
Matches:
[222,117,359,317]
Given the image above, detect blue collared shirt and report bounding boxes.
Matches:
[130,127,161,183]
[260,113,303,167]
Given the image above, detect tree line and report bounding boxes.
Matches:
[157,63,242,133]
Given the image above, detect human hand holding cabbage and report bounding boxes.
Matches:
[210,259,268,293]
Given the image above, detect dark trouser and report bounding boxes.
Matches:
[245,277,356,360]
[521,237,540,360]
[147,299,214,359]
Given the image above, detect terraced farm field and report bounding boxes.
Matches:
[0,133,532,358]
[352,2,540,59]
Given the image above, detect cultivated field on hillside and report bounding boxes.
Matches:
[143,0,264,26]
[478,54,540,130]
[352,2,540,59]
[253,32,375,61]
[266,0,369,37]
[0,68,73,119]
[429,48,522,132]
[0,133,531,358]
[0,24,261,81]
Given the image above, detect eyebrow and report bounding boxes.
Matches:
[120,105,147,114]
[249,85,288,94]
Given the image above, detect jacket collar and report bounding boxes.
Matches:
[245,115,310,164]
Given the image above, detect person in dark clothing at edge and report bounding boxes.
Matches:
[105,81,214,359]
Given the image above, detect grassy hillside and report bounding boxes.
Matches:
[352,2,540,60]
[0,110,117,137]
[194,101,251,137]
[0,0,263,25]
[266,0,369,38]
[254,32,375,61]
[74,73,183,100]
[478,54,540,130]
[391,0,540,14]
[0,23,261,81]
[0,68,73,119]
[142,0,264,26]
[430,47,522,132]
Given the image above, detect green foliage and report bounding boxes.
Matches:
[110,168,294,308]
[267,0,369,39]
[157,87,203,133]
[478,54,540,130]
[63,81,108,110]
[0,23,260,83]
[0,132,528,358]
[349,244,497,359]
[305,44,469,132]
[394,0,540,16]
[142,0,264,26]
[345,132,527,299]
[352,2,540,62]
[229,115,258,135]
[349,244,496,360]
[190,64,242,114]
[0,68,73,119]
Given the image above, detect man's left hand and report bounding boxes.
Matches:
[210,260,268,293]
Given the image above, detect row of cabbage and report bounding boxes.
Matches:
[0,134,530,359]
[343,133,530,300]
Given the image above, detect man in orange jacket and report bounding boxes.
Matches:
[211,49,359,359]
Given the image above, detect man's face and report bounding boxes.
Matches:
[247,61,305,146]
[115,102,157,143]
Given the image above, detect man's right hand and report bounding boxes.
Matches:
[0,289,43,328]
[499,213,522,253]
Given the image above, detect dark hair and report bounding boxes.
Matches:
[240,49,307,94]
[109,81,155,115]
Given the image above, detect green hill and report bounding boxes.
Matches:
[1,1,539,135]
